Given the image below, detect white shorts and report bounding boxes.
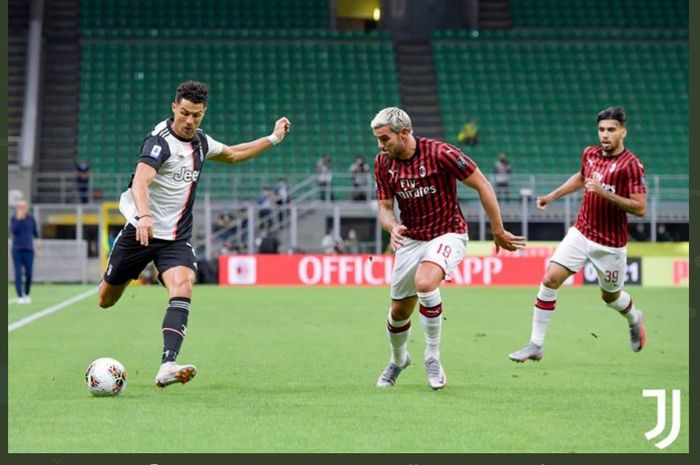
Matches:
[391,232,469,300]
[549,227,627,293]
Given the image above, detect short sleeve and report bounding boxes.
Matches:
[136,135,171,171]
[205,134,225,158]
[579,147,593,176]
[374,154,393,200]
[627,159,647,194]
[438,144,477,181]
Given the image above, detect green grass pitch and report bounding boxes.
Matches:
[8,284,689,453]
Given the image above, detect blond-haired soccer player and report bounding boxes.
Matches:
[371,107,525,389]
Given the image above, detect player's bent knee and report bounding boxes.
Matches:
[415,279,438,293]
[169,282,193,298]
[601,290,620,304]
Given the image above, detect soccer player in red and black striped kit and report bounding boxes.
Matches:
[509,107,648,363]
[371,107,525,389]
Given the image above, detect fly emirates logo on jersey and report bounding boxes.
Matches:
[396,178,437,200]
[173,166,200,183]
[593,171,616,194]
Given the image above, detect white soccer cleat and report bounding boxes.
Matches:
[508,342,544,363]
[155,361,197,388]
[629,310,647,352]
[424,357,447,390]
[376,354,412,388]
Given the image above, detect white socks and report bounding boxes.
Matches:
[606,291,639,325]
[386,311,411,366]
[530,283,557,346]
[418,289,443,360]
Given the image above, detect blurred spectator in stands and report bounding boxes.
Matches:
[216,211,236,240]
[344,228,360,254]
[75,159,91,203]
[493,152,512,201]
[321,227,343,253]
[656,223,671,242]
[259,231,280,254]
[10,200,40,304]
[457,118,479,145]
[257,186,275,229]
[629,223,647,242]
[349,155,371,201]
[317,154,333,201]
[218,239,235,256]
[275,178,289,223]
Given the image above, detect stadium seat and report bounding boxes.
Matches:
[433,31,687,181]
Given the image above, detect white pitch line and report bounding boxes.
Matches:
[8,287,98,332]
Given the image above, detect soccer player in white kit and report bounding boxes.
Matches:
[371,107,525,389]
[509,107,648,363]
[98,81,291,387]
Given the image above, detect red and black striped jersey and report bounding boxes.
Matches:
[574,145,647,247]
[374,137,477,241]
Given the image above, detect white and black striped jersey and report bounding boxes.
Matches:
[119,118,224,241]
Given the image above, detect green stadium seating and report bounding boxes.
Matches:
[78,35,400,199]
[433,33,688,180]
[81,0,330,30]
[508,0,687,28]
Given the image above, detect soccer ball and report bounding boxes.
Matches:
[85,357,127,397]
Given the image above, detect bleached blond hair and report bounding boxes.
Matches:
[370,107,412,134]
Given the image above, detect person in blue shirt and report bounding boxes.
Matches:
[10,200,40,304]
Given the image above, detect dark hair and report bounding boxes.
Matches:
[175,81,209,105]
[597,106,626,125]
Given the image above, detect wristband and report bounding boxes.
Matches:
[135,214,152,221]
[267,133,281,146]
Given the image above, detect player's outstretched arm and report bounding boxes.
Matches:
[209,117,291,165]
[537,172,585,209]
[463,168,526,253]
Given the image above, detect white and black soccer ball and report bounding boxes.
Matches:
[85,357,127,397]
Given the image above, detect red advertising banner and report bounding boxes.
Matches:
[219,254,585,287]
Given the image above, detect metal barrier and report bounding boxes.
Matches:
[8,239,88,284]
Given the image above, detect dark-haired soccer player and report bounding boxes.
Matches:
[98,80,291,387]
[371,107,525,390]
[509,106,647,363]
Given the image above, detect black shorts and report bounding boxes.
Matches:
[103,224,198,285]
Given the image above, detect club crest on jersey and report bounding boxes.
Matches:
[609,162,617,173]
[148,145,162,159]
[174,166,200,182]
[419,165,427,177]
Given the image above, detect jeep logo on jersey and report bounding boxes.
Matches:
[174,166,200,182]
